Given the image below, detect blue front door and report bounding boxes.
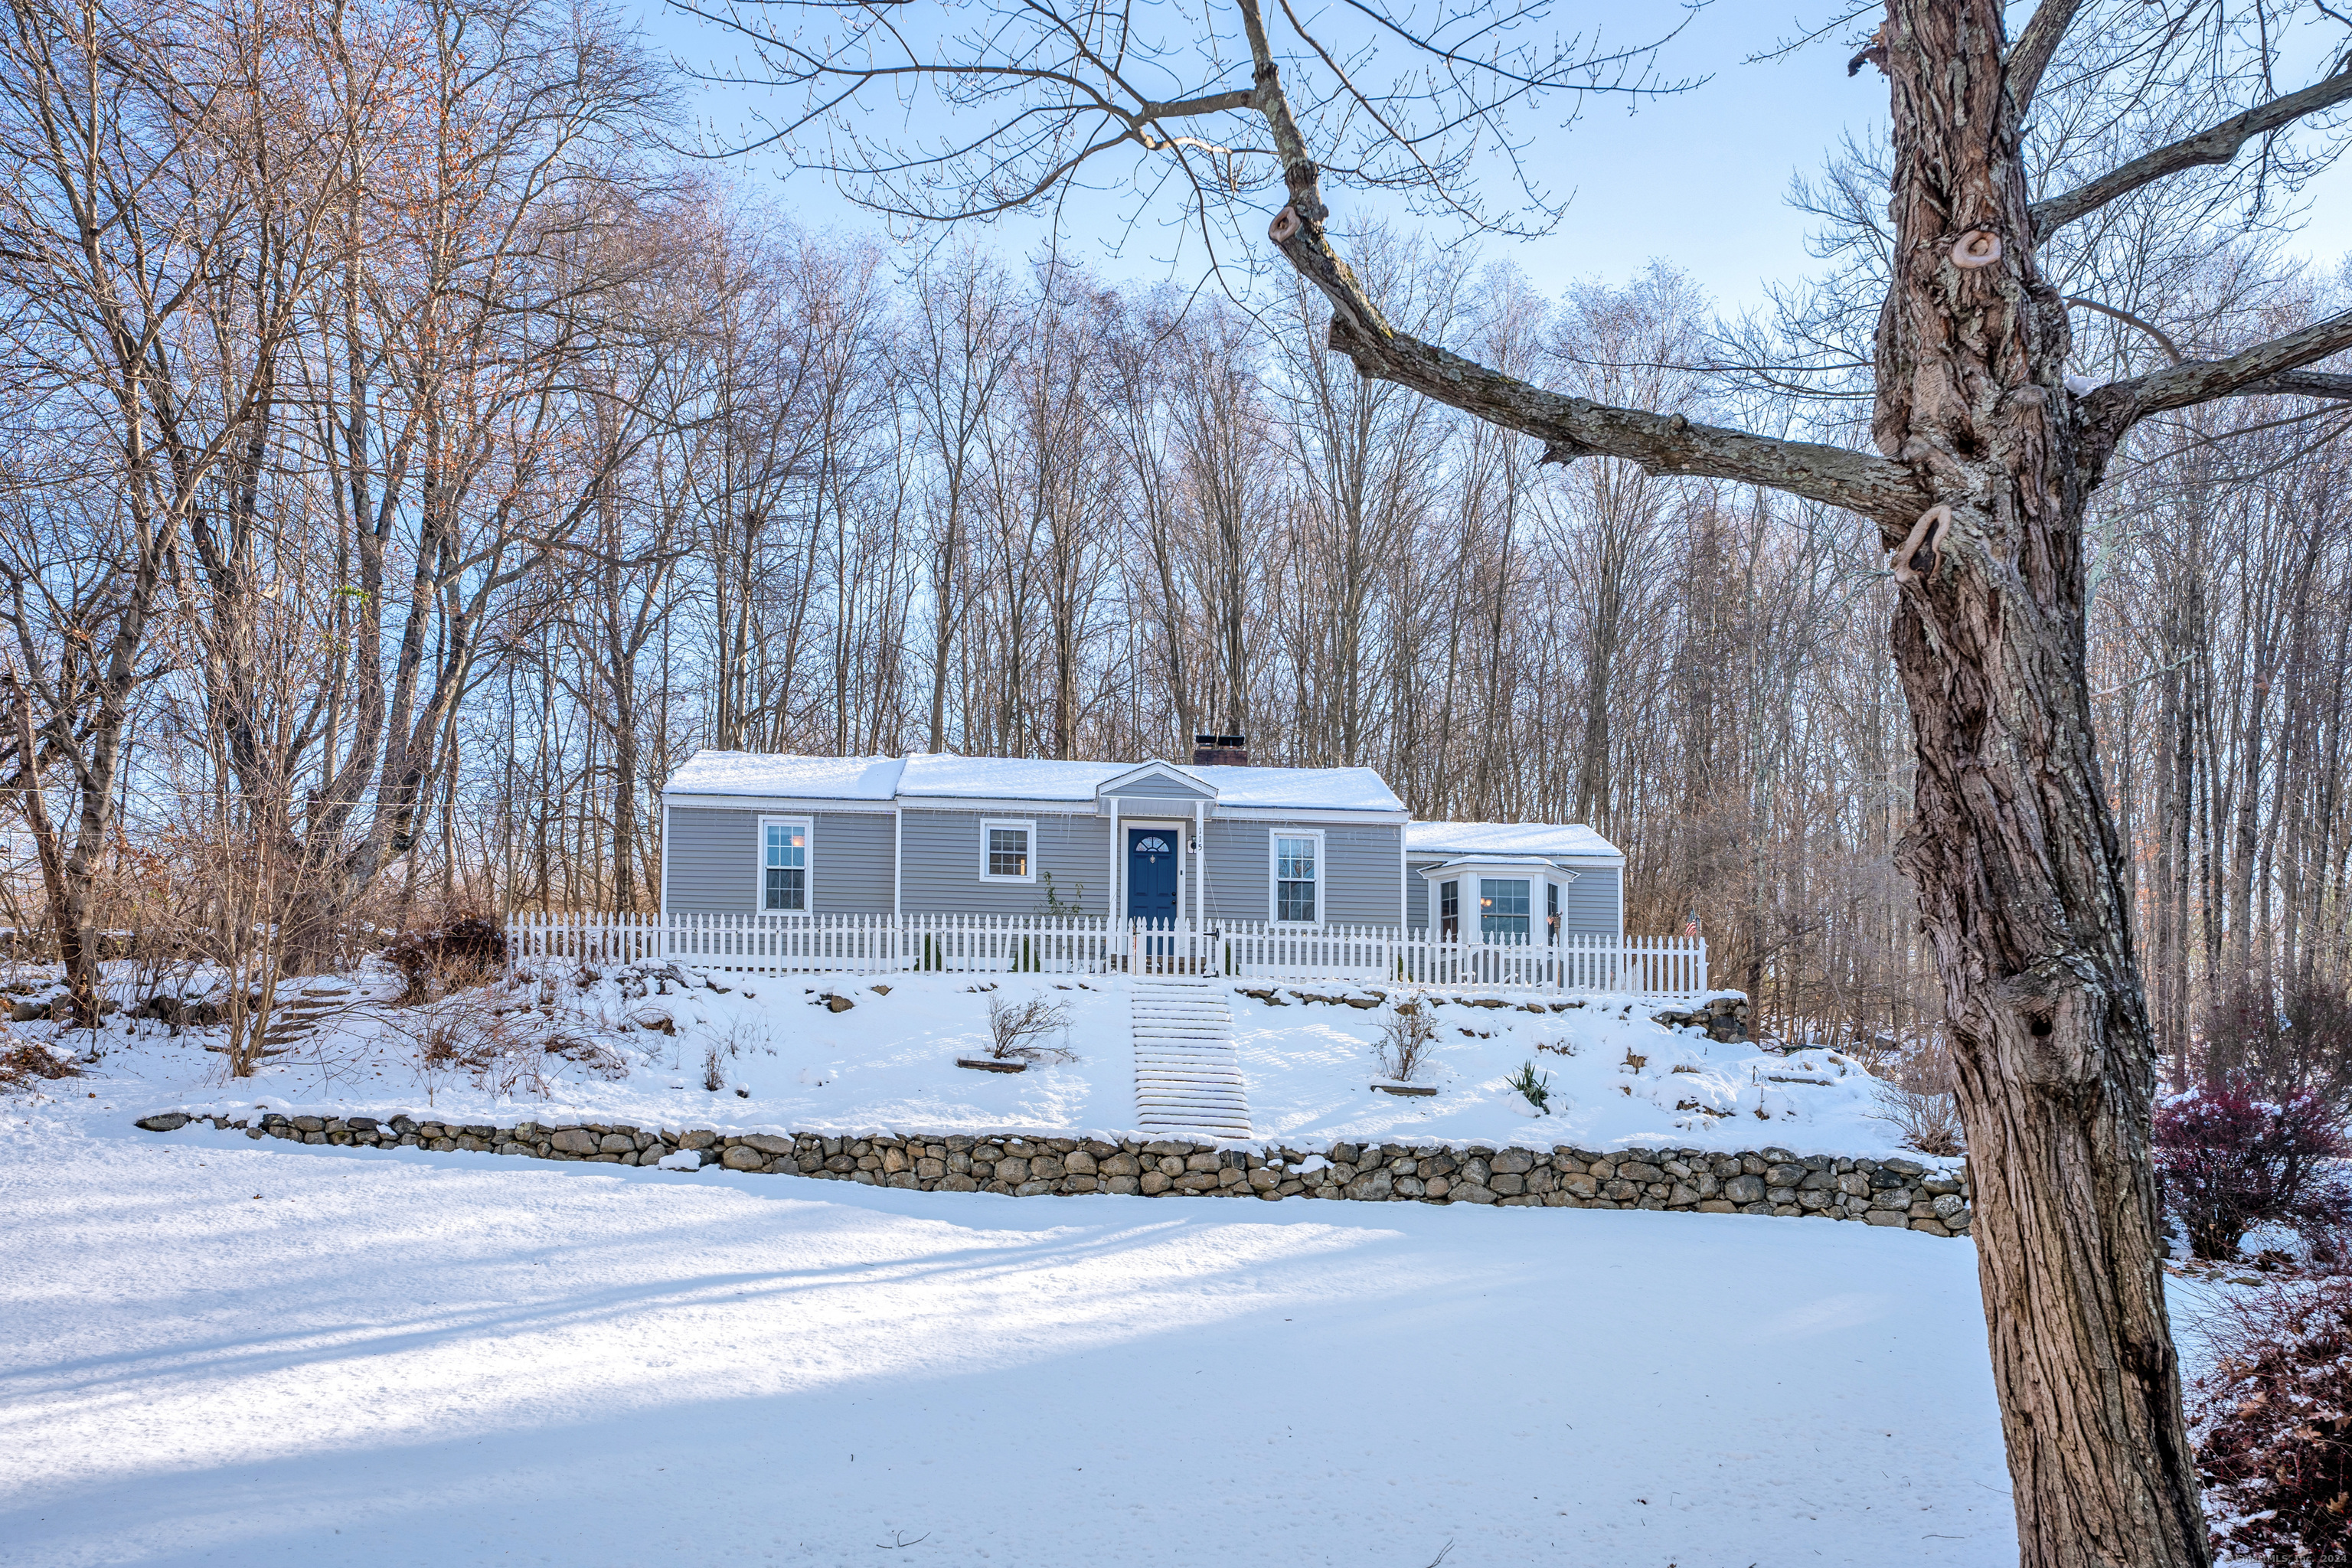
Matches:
[1127,828,1180,924]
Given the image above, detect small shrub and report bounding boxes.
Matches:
[382,916,508,1002]
[2156,1085,2352,1261]
[987,995,1075,1063]
[1870,1037,1965,1158]
[2192,1276,2352,1565]
[701,1043,725,1092]
[1874,1083,1965,1158]
[1507,1060,1551,1112]
[1374,1001,1436,1083]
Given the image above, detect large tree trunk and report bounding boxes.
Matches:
[1879,4,2207,1563]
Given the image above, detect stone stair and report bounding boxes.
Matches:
[258,986,354,1051]
[1129,978,1250,1138]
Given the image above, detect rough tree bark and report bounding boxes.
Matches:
[1871,3,2201,1561]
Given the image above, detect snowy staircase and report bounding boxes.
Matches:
[257,986,353,1052]
[1129,978,1250,1138]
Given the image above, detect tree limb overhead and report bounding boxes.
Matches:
[2031,67,2352,239]
[2005,0,2084,114]
[2089,309,2352,424]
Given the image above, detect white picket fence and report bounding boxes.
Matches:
[503,912,1708,996]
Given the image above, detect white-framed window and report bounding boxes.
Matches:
[1480,877,1530,943]
[979,818,1037,881]
[1270,829,1324,925]
[759,816,810,913]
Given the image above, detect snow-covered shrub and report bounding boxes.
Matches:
[2192,1276,2352,1564]
[1374,1001,1436,1083]
[381,916,506,1002]
[2156,1086,2352,1261]
[1507,1060,1552,1113]
[985,995,1075,1063]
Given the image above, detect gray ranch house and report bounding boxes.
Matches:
[659,745,1626,945]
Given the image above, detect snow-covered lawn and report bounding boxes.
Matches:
[18,962,1922,1159]
[1,1104,2017,1566]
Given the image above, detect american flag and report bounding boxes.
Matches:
[1683,911,1700,938]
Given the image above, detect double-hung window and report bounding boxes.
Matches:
[761,818,809,913]
[1273,832,1321,924]
[1547,882,1561,945]
[1439,879,1460,940]
[1480,878,1530,943]
[981,818,1035,881]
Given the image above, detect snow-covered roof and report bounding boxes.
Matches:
[1183,764,1404,813]
[663,751,1406,814]
[898,755,1129,802]
[665,752,906,799]
[1407,820,1622,861]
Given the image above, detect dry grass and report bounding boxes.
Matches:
[0,1037,81,1091]
[384,983,627,1102]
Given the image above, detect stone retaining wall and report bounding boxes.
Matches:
[136,1109,1971,1236]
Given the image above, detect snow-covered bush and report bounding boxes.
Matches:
[1507,1060,1551,1113]
[2156,1086,2352,1261]
[2192,1276,2352,1564]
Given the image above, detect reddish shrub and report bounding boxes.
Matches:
[2193,1277,2352,1564]
[2154,1086,2352,1261]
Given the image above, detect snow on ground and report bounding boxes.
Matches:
[11,960,1924,1159]
[0,1102,2017,1566]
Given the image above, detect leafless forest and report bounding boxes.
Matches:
[1,0,2347,1068]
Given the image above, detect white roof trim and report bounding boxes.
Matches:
[665,792,898,815]
[1095,759,1217,798]
[1416,855,1580,877]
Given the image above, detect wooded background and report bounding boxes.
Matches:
[2,0,2345,1068]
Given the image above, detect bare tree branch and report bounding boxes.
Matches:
[1237,0,1922,521]
[2066,295,2182,364]
[2092,309,2352,423]
[2032,67,2352,239]
[2006,0,2085,113]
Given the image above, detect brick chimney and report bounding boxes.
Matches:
[1191,732,1248,766]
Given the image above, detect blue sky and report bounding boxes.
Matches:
[635,0,2352,315]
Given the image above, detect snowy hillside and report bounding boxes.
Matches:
[13,959,1925,1159]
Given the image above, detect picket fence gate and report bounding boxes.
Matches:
[502,912,1708,997]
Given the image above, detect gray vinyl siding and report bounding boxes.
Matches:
[1406,867,1431,929]
[1200,820,1402,926]
[1554,864,1621,936]
[899,809,1110,916]
[662,805,895,916]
